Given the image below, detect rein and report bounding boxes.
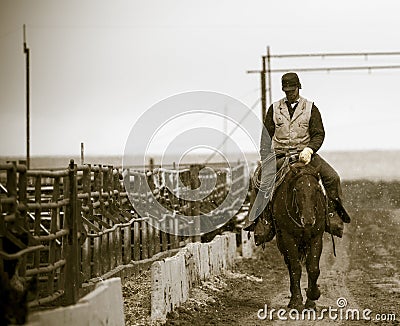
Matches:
[284,168,322,229]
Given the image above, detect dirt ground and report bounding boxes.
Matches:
[124,207,400,325]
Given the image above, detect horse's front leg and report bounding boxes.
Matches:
[280,233,303,311]
[305,234,323,309]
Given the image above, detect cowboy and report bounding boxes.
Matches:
[246,72,350,244]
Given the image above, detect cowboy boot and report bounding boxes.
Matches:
[334,197,351,223]
[254,208,276,246]
[325,199,344,238]
[243,205,275,246]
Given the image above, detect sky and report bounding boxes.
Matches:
[1,0,400,158]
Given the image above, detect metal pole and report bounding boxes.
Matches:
[268,50,400,59]
[80,142,84,165]
[23,24,30,169]
[261,55,266,121]
[247,64,400,74]
[266,46,272,109]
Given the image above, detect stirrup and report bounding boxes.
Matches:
[329,198,351,223]
[254,214,275,246]
[325,212,344,238]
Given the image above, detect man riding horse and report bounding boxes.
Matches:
[246,72,350,244]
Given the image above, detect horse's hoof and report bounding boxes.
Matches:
[288,298,304,312]
[305,298,316,310]
[306,286,321,301]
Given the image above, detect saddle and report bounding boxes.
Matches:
[245,151,350,246]
[244,152,297,246]
[252,150,302,205]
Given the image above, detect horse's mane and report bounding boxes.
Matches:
[289,162,318,176]
[287,162,319,184]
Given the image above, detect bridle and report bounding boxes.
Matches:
[284,167,324,228]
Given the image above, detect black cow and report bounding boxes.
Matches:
[1,224,38,325]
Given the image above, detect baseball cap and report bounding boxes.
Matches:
[281,72,301,91]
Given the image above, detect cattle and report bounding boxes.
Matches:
[1,224,38,325]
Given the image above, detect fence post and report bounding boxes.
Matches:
[17,163,28,242]
[121,168,132,264]
[92,166,102,276]
[33,175,42,242]
[81,164,92,281]
[160,218,168,252]
[65,159,80,305]
[48,176,60,294]
[190,165,201,242]
[6,161,17,215]
[102,167,112,272]
[133,220,140,260]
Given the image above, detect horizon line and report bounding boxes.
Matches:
[2,148,400,158]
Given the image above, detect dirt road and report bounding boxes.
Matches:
[163,209,400,325]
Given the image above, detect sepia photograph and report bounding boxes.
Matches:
[1,1,399,325]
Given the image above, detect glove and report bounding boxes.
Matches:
[299,147,313,165]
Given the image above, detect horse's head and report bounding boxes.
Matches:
[288,163,322,228]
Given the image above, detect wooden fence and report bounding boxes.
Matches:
[0,160,247,309]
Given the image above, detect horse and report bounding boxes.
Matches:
[272,161,327,311]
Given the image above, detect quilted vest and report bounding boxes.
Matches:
[271,96,313,152]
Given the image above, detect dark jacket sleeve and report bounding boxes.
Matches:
[259,104,275,162]
[308,104,325,153]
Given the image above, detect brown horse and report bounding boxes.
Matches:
[273,162,326,311]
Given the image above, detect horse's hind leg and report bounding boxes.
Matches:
[305,235,323,309]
